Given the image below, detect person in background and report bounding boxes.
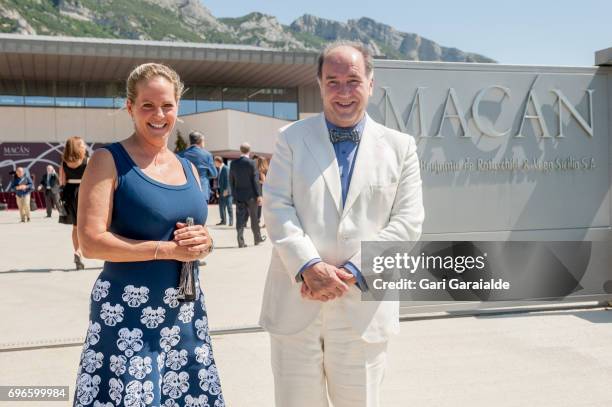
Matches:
[230,142,266,248]
[10,167,33,222]
[38,165,61,218]
[60,136,88,270]
[254,154,269,228]
[180,131,217,206]
[214,156,233,226]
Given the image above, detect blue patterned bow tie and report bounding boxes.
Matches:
[329,128,361,144]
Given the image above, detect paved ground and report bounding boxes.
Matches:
[1,208,611,406]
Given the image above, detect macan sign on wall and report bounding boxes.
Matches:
[380,82,594,140]
[366,63,610,234]
[0,143,99,190]
[2,145,31,157]
[373,73,599,175]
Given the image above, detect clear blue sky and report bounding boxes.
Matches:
[202,0,610,66]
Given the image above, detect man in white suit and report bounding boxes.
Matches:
[260,40,425,407]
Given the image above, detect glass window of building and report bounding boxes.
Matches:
[273,88,298,120]
[85,82,119,108]
[0,79,23,105]
[113,83,127,109]
[5,80,299,120]
[24,81,54,106]
[196,87,222,112]
[56,81,85,107]
[113,97,127,109]
[222,87,248,112]
[248,88,274,117]
[179,86,196,116]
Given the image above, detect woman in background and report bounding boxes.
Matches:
[254,155,269,228]
[59,136,88,270]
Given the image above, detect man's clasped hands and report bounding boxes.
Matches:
[301,262,357,301]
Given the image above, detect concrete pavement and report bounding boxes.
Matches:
[0,208,611,406]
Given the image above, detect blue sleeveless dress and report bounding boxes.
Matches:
[73,143,224,407]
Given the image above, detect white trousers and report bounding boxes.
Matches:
[270,301,388,407]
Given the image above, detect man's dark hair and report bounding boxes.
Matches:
[317,40,374,80]
[189,131,204,145]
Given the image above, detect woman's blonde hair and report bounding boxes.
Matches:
[63,136,85,163]
[126,63,184,103]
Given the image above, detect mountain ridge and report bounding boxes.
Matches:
[0,0,495,63]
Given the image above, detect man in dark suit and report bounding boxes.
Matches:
[179,131,217,204]
[38,165,61,218]
[229,142,266,248]
[214,156,233,226]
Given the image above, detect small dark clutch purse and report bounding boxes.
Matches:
[177,217,196,302]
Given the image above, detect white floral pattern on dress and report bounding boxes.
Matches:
[156,352,166,371]
[128,356,153,380]
[122,285,150,307]
[81,349,104,374]
[109,354,127,377]
[178,303,195,324]
[100,302,125,326]
[163,288,180,308]
[162,399,180,407]
[185,394,210,407]
[108,377,123,405]
[195,280,201,301]
[165,349,188,371]
[124,380,154,407]
[76,373,101,406]
[85,321,101,347]
[162,371,190,400]
[159,326,181,352]
[195,316,209,341]
[140,306,165,328]
[116,327,144,358]
[198,365,222,396]
[214,394,225,407]
[92,280,111,301]
[194,344,212,366]
[77,280,223,406]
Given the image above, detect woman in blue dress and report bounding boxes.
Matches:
[73,63,224,407]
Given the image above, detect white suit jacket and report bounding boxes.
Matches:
[259,113,424,343]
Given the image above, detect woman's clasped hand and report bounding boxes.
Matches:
[171,222,213,261]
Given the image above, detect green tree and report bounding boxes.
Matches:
[174,130,187,153]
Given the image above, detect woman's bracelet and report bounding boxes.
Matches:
[154,240,162,260]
